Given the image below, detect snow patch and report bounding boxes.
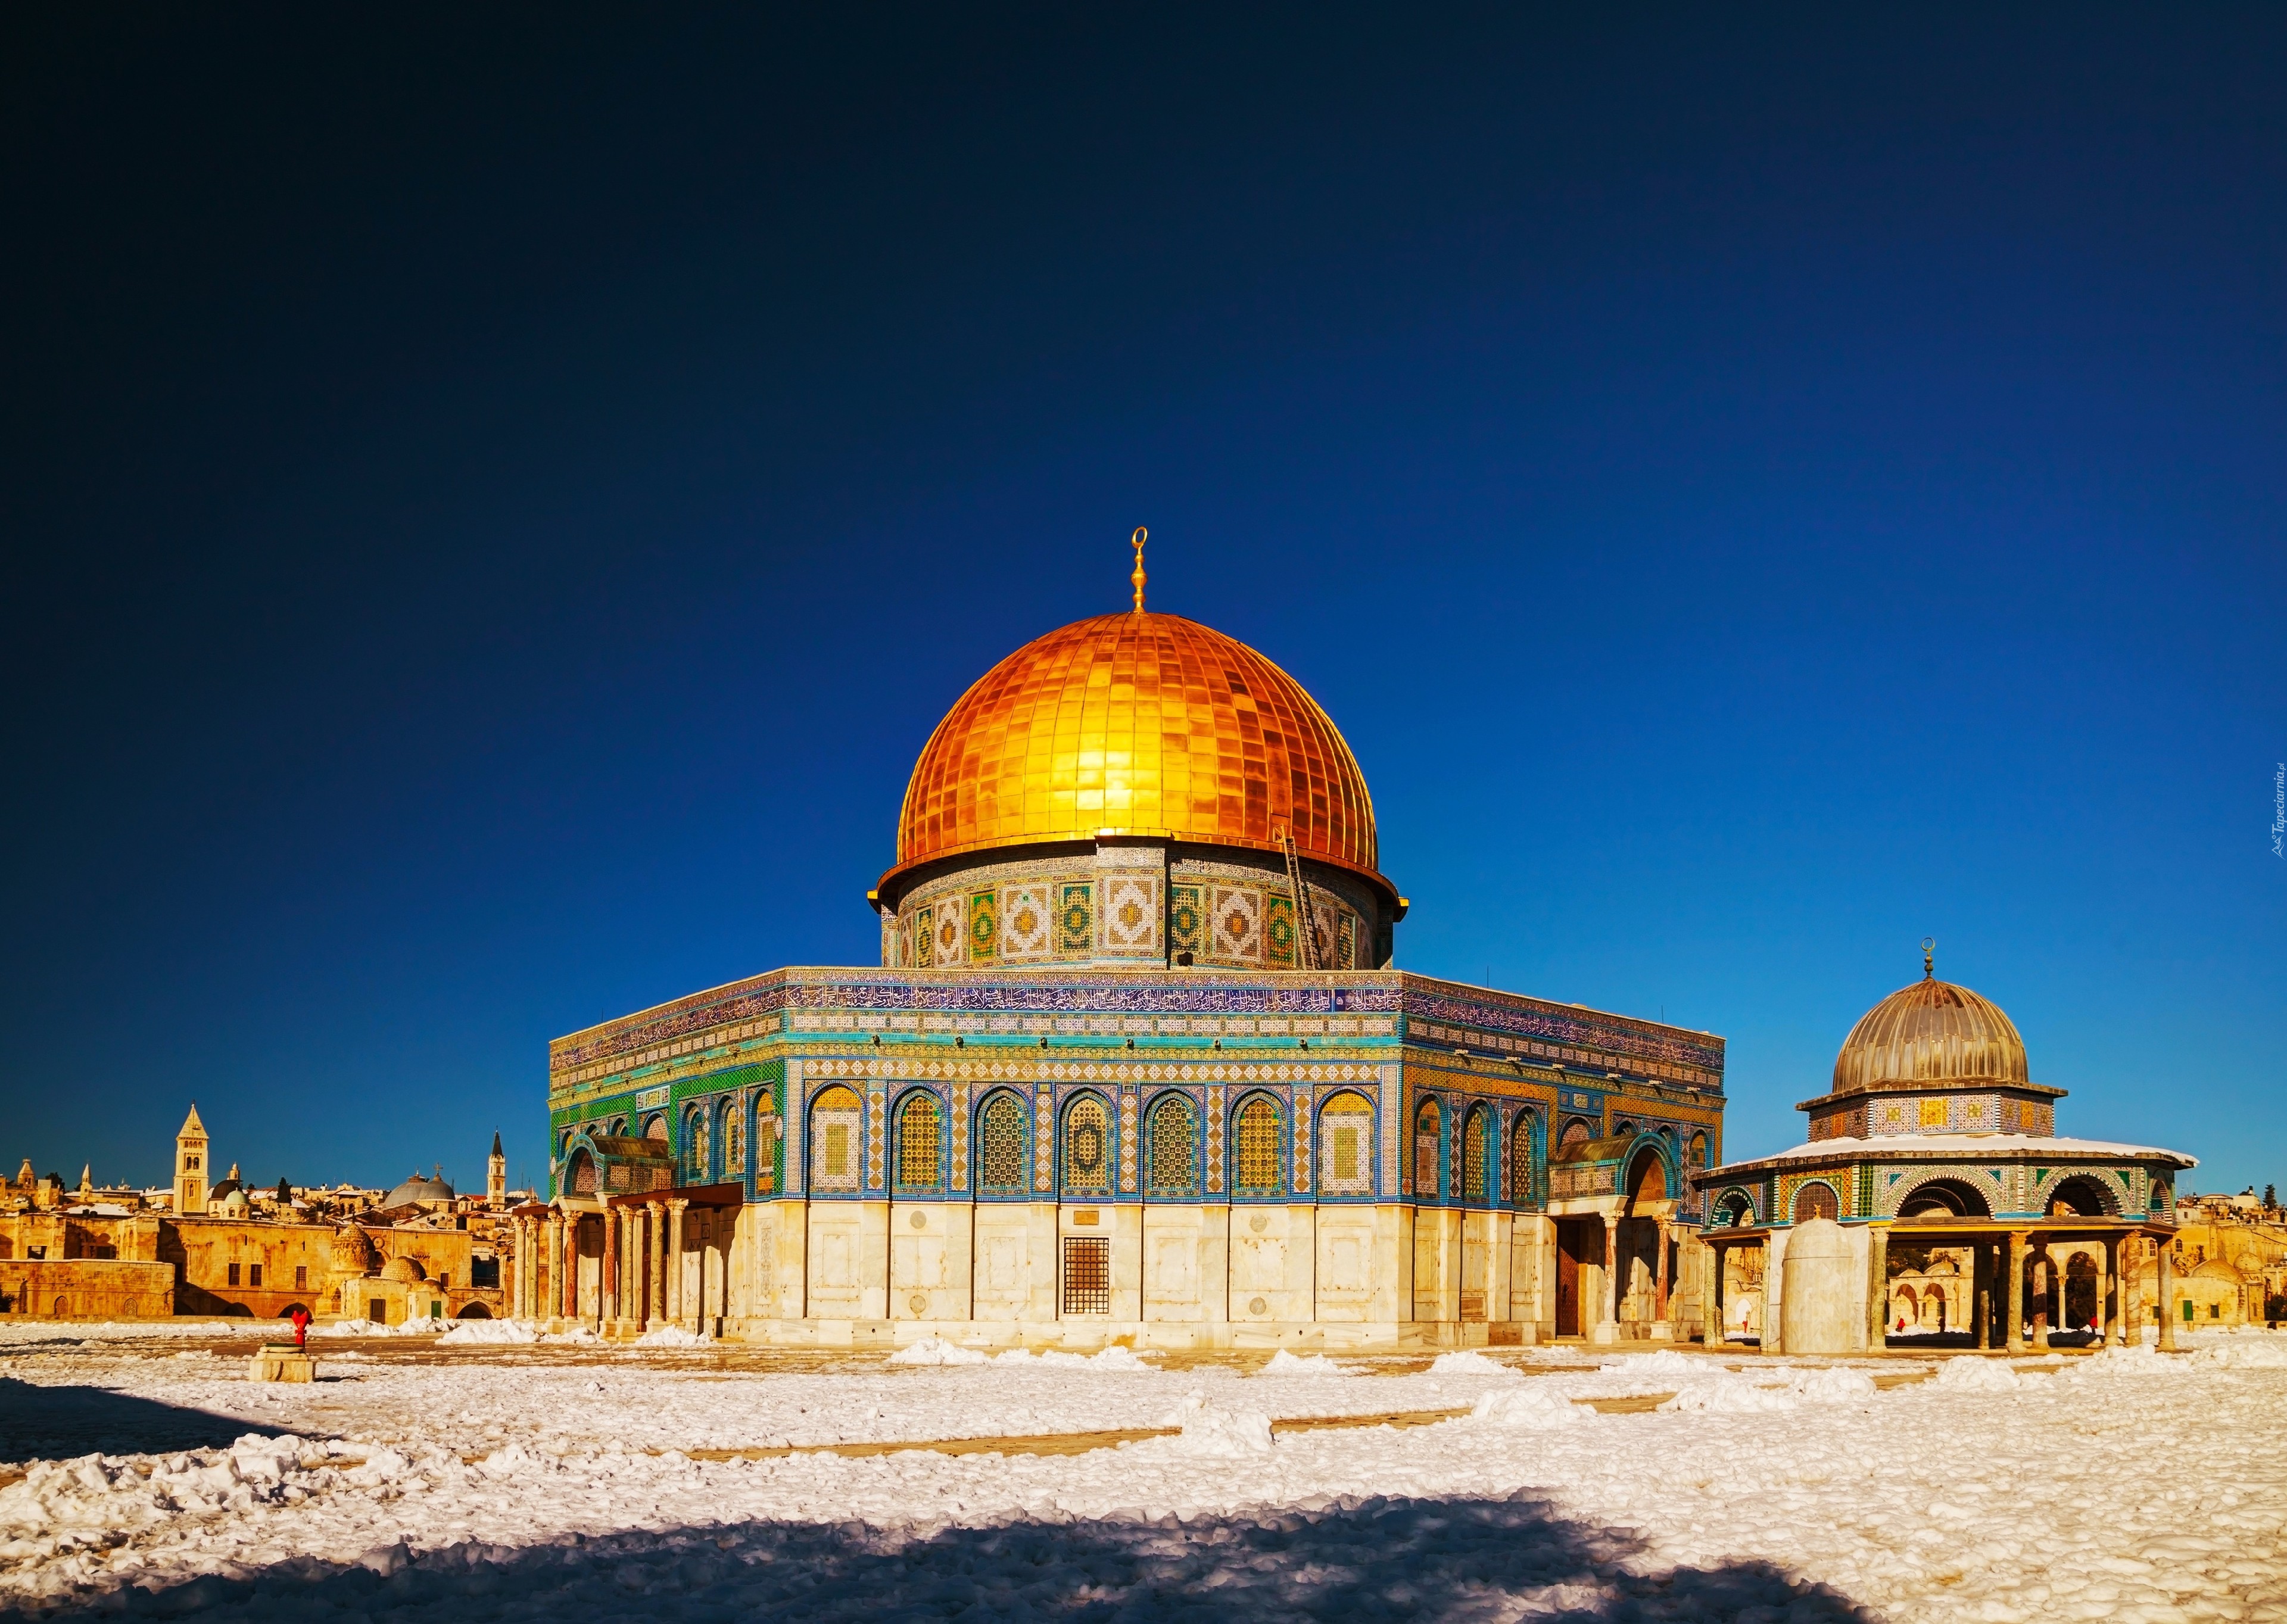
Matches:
[1657,1374,1797,1413]
[437,1318,540,1346]
[1933,1357,2023,1392]
[632,1324,711,1348]
[1155,1391,1275,1456]
[1258,1349,1351,1377]
[1468,1385,1591,1429]
[1425,1350,1511,1376]
[886,1338,989,1366]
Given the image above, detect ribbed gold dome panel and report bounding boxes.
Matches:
[1831,976,2029,1094]
[887,611,1381,889]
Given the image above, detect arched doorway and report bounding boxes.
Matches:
[1897,1178,1991,1218]
[2064,1252,2099,1332]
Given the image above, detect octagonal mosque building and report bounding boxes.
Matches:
[525,547,1729,1348]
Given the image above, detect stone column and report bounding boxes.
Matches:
[603,1206,621,1332]
[2158,1238,2177,1351]
[1868,1224,1888,1352]
[1653,1223,1671,1322]
[666,1199,690,1327]
[1596,1214,1620,1339]
[2104,1235,2125,1346]
[2005,1231,2028,1353]
[545,1212,563,1321]
[1708,1239,1725,1344]
[647,1200,667,1327]
[2031,1251,2051,1351]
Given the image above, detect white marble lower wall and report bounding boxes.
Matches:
[705,1203,1706,1345]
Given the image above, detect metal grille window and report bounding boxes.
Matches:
[897,1093,942,1189]
[1061,1236,1110,1314]
[977,1093,1027,1194]
[723,1109,746,1176]
[1148,1094,1197,1193]
[1233,1096,1283,1195]
[1317,1092,1374,1195]
[1510,1114,1537,1206]
[809,1086,862,1192]
[686,1112,710,1181]
[1463,1106,1491,1199]
[1414,1100,1441,1196]
[1063,1096,1110,1193]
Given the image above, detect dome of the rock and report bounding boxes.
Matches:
[883,609,1385,895]
[1831,970,2029,1095]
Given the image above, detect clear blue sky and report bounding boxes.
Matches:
[4,11,2281,1198]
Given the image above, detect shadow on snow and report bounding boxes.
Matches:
[31,1491,1873,1623]
[0,1378,286,1466]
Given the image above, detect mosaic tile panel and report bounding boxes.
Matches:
[1001,884,1051,959]
[1101,874,1158,952]
[1169,884,1202,958]
[1211,886,1260,963]
[1058,883,1093,954]
[1205,1084,1225,1192]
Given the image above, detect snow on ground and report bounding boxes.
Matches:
[2,1327,2283,1622]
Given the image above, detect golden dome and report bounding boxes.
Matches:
[1831,970,2029,1095]
[884,610,1385,896]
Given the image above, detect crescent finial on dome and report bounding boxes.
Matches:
[1923,937,1934,980]
[1130,526,1148,612]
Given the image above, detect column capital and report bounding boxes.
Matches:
[666,1196,690,1215]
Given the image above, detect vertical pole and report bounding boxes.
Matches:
[2104,1235,2124,1346]
[2006,1230,2027,1353]
[2157,1237,2177,1351]
[603,1207,621,1334]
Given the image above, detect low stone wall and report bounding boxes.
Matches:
[0,1258,175,1318]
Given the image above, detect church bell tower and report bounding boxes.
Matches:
[174,1105,210,1215]
[487,1130,506,1207]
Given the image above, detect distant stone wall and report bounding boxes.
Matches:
[0,1258,173,1318]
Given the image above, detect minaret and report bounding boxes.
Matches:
[79,1165,92,1200]
[487,1130,506,1207]
[174,1105,210,1215]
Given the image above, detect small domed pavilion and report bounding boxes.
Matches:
[1692,945,2195,1354]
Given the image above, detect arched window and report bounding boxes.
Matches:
[1062,1096,1111,1194]
[896,1092,942,1191]
[1715,1190,1752,1227]
[1509,1111,1537,1207]
[977,1092,1029,1196]
[1689,1131,1709,1171]
[1791,1181,1839,1223]
[1462,1104,1494,1201]
[643,1115,668,1143]
[1559,1118,1593,1152]
[722,1104,746,1177]
[1146,1093,1197,1195]
[809,1086,862,1193]
[1233,1096,1284,1196]
[684,1111,710,1182]
[1317,1092,1375,1196]
[566,1148,597,1195]
[1413,1099,1442,1197]
[753,1109,777,1193]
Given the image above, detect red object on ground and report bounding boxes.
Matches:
[290,1305,310,1348]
